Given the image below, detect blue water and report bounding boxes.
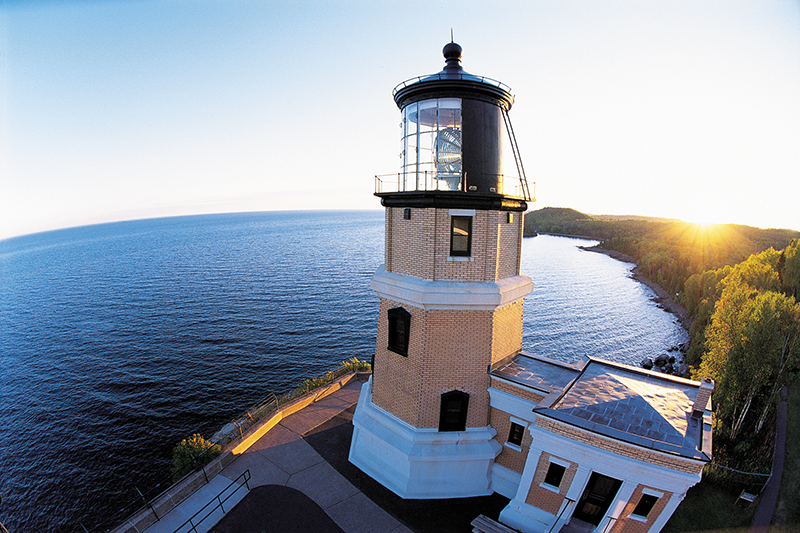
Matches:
[0,211,686,532]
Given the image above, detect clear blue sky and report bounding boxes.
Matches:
[2,0,799,239]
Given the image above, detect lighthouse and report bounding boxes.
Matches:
[349,42,534,499]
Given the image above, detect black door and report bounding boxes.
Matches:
[573,472,622,525]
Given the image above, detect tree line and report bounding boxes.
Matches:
[525,207,800,473]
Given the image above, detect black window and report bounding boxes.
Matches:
[544,462,567,488]
[632,494,659,518]
[450,216,472,256]
[387,307,410,356]
[508,422,525,446]
[439,390,469,431]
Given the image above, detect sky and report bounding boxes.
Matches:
[1,0,799,240]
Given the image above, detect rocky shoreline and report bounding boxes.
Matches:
[579,244,694,375]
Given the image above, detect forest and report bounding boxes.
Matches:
[524,207,800,476]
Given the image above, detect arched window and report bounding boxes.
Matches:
[439,390,469,431]
[387,307,411,356]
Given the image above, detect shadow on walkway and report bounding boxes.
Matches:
[303,405,510,533]
[211,485,345,533]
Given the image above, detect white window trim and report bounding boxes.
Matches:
[447,256,474,262]
[504,418,528,451]
[629,489,665,521]
[509,416,529,427]
[449,209,476,216]
[540,457,571,493]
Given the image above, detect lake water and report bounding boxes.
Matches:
[0,211,686,532]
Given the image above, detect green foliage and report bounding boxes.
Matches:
[277,357,371,406]
[782,238,800,298]
[696,247,800,470]
[170,433,221,482]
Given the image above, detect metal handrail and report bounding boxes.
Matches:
[374,171,528,199]
[393,72,514,98]
[501,108,532,202]
[174,469,251,533]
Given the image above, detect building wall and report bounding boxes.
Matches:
[524,452,578,516]
[372,297,496,428]
[490,300,524,366]
[534,417,704,476]
[384,207,522,282]
[611,485,674,533]
[490,407,532,474]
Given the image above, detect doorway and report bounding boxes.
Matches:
[572,472,622,526]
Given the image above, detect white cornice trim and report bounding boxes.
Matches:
[371,265,533,310]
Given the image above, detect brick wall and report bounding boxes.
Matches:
[535,417,704,475]
[524,452,578,515]
[372,297,495,428]
[384,207,522,282]
[490,301,524,366]
[489,407,532,474]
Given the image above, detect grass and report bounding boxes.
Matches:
[662,480,755,533]
[665,381,800,533]
[769,382,800,532]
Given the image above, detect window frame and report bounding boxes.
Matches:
[631,493,660,519]
[507,422,525,447]
[387,307,411,356]
[541,461,568,492]
[450,215,472,257]
[438,390,469,432]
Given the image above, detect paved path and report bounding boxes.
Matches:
[750,386,788,533]
[210,377,410,533]
[141,376,508,533]
[142,377,411,533]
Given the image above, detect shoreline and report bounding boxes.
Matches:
[579,245,693,334]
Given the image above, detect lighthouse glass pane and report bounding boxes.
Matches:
[399,98,461,192]
[436,98,461,190]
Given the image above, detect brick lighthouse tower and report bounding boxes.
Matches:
[349,42,533,499]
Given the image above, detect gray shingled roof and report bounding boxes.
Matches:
[492,353,710,460]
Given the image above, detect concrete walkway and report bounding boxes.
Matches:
[142,377,411,533]
[750,386,789,533]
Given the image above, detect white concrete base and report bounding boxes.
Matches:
[490,462,522,500]
[349,378,502,499]
[499,499,559,533]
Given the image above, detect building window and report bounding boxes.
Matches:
[543,462,567,489]
[508,422,525,446]
[387,307,410,356]
[450,216,472,256]
[439,390,469,431]
[632,494,659,518]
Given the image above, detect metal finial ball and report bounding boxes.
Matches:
[443,42,462,61]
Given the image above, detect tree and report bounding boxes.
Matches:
[697,249,789,438]
[721,291,800,439]
[782,238,800,298]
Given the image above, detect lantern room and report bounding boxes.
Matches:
[377,42,532,205]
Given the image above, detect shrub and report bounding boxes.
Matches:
[170,433,221,482]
